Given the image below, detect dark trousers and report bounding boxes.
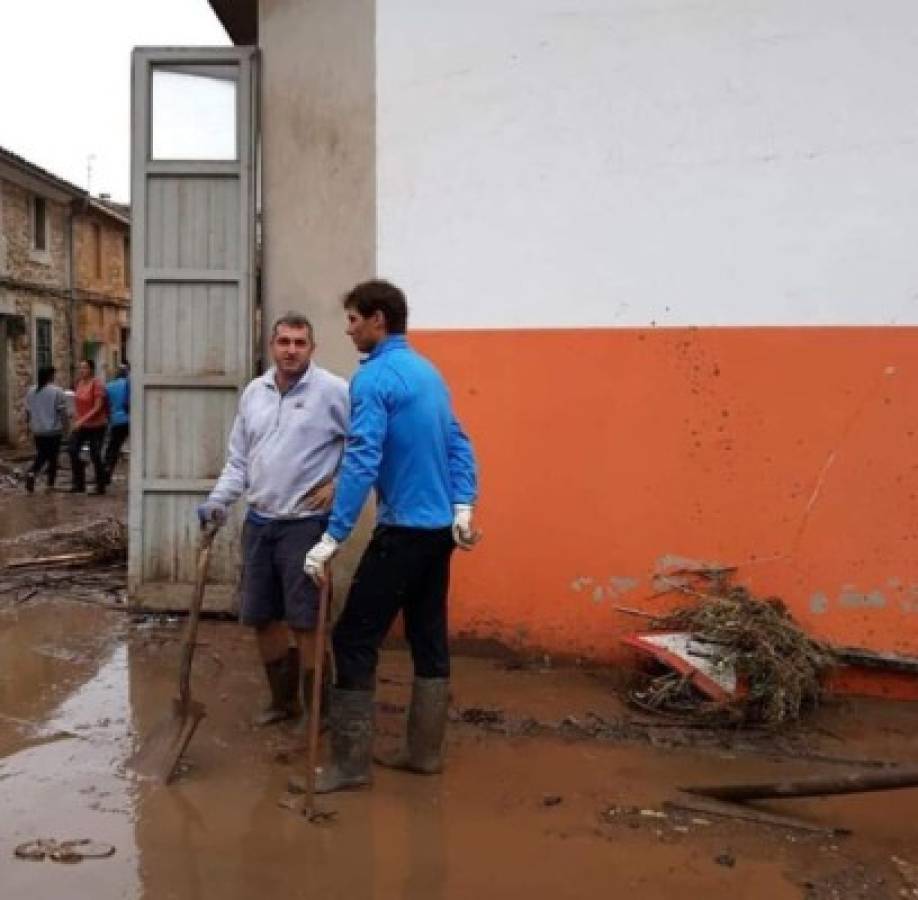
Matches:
[68,426,107,490]
[30,434,62,486]
[103,423,130,476]
[333,526,455,691]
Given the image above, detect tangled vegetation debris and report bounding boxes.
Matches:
[631,569,836,728]
[1,517,127,568]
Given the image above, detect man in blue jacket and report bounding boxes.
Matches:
[300,279,479,794]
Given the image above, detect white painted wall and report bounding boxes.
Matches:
[377,0,918,328]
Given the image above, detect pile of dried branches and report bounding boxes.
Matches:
[632,569,836,728]
[0,517,127,568]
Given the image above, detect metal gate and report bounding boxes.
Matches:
[128,47,257,611]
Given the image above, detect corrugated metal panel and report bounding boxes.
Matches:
[145,177,240,270]
[143,388,238,481]
[129,48,257,613]
[144,284,242,376]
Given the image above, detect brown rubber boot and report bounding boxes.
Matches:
[288,688,374,795]
[253,646,301,727]
[375,677,449,774]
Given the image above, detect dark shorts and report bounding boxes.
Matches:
[239,517,325,630]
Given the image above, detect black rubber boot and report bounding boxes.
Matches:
[288,688,374,795]
[375,677,449,774]
[253,647,301,727]
[70,460,86,493]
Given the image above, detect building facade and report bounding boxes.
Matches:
[73,198,131,378]
[0,149,77,447]
[195,0,918,685]
[0,147,131,447]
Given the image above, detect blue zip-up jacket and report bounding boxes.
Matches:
[106,376,130,427]
[327,335,477,542]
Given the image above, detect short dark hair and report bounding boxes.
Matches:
[342,280,408,334]
[271,312,314,342]
[37,366,56,389]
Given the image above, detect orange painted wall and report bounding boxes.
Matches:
[413,327,918,688]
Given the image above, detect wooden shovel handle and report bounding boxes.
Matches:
[178,526,217,705]
[301,578,331,809]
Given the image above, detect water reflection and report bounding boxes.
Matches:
[0,642,141,899]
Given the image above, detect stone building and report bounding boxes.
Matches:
[0,147,78,447]
[0,145,130,448]
[73,198,131,378]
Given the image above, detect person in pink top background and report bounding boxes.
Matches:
[68,358,109,494]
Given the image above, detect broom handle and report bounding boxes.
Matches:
[179,527,216,705]
[303,578,330,808]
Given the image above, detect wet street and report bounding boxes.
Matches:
[2,482,918,899]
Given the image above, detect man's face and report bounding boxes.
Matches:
[346,309,384,353]
[270,324,314,379]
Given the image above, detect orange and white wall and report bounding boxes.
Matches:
[259,0,918,686]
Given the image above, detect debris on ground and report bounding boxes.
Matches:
[456,706,505,726]
[802,863,895,900]
[1,517,127,567]
[14,838,116,863]
[624,567,836,728]
[0,518,127,609]
[892,856,918,897]
[0,564,126,608]
[714,851,736,868]
[665,792,847,836]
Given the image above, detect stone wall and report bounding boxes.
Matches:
[0,178,72,447]
[73,208,129,297]
[73,208,130,379]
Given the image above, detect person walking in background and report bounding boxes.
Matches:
[103,363,130,481]
[24,366,68,493]
[68,358,109,494]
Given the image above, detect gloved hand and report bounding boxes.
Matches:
[303,533,339,585]
[452,504,479,550]
[196,500,227,528]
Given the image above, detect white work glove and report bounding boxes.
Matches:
[452,504,479,551]
[303,533,339,585]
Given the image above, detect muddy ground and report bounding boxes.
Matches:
[2,469,918,899]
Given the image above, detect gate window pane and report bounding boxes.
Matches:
[151,66,237,161]
[35,317,52,378]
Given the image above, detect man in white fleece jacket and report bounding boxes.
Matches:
[198,312,349,728]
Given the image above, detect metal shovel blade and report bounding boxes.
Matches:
[127,697,206,783]
[128,529,215,784]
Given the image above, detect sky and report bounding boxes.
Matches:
[0,0,230,202]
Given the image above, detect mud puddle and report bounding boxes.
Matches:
[2,600,918,899]
[0,479,126,544]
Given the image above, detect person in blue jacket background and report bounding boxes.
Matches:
[103,363,130,481]
[300,278,479,795]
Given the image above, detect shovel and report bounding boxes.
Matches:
[297,578,332,820]
[128,524,216,783]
